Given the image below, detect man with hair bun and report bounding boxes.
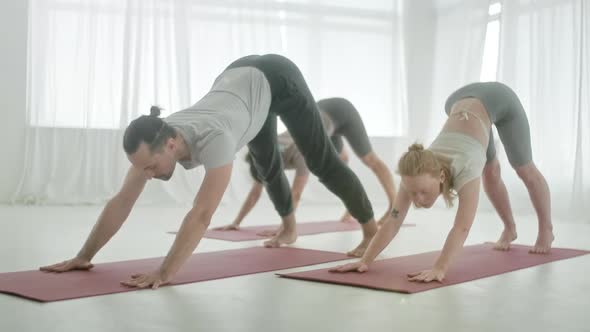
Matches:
[39,54,379,289]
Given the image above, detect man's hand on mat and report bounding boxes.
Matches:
[120,271,170,290]
[407,268,445,283]
[328,261,369,273]
[213,223,240,231]
[39,257,94,273]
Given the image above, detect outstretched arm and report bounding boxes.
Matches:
[214,181,264,230]
[361,151,397,225]
[40,166,147,272]
[330,185,412,273]
[121,163,233,289]
[408,178,480,282]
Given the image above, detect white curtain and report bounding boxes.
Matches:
[497,0,590,220]
[14,0,407,206]
[426,0,490,143]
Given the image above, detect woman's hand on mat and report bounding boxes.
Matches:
[257,228,280,237]
[120,271,170,290]
[407,268,445,283]
[213,223,240,231]
[328,261,369,273]
[39,257,94,273]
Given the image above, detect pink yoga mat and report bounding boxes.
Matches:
[0,247,349,302]
[168,221,416,241]
[278,243,589,293]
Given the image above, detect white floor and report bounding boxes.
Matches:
[1,202,589,332]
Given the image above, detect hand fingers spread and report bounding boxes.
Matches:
[137,281,151,288]
[120,280,137,287]
[408,273,425,282]
[41,262,67,272]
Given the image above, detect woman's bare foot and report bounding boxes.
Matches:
[347,220,378,257]
[263,227,297,248]
[530,227,554,254]
[494,226,517,251]
[256,228,280,237]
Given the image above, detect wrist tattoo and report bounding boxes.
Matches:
[391,209,399,218]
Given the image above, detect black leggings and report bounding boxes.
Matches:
[226,54,374,223]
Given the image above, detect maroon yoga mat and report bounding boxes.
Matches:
[278,243,589,293]
[0,247,349,302]
[168,221,416,241]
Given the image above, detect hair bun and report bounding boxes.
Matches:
[149,105,162,117]
[408,143,424,152]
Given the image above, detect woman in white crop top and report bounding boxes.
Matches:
[330,82,554,283]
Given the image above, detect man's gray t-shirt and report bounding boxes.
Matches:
[164,67,271,169]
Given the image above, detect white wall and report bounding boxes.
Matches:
[0,0,28,203]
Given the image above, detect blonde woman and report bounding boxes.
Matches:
[330,82,554,283]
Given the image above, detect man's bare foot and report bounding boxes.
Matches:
[347,220,378,257]
[494,226,518,251]
[263,227,297,248]
[530,228,554,254]
[347,238,371,257]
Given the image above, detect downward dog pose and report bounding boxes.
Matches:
[331,82,554,283]
[40,54,379,290]
[215,97,397,233]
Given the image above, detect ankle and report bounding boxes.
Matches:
[361,220,378,238]
[539,224,553,232]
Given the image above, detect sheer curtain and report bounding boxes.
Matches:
[426,0,490,143]
[497,0,590,220]
[14,0,406,206]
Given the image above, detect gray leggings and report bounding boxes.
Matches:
[444,82,533,168]
[317,98,373,158]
